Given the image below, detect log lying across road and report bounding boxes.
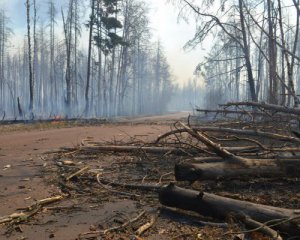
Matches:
[159,184,300,235]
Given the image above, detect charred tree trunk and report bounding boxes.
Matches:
[159,184,300,235]
[267,0,278,104]
[85,0,95,116]
[238,0,257,102]
[26,0,34,114]
[175,160,300,182]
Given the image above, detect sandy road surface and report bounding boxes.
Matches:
[0,112,189,239]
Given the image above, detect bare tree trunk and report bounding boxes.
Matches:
[278,0,299,107]
[267,0,278,104]
[256,14,266,101]
[85,0,95,116]
[238,0,257,102]
[26,0,34,114]
[96,0,102,116]
[33,0,38,111]
[49,0,56,114]
[109,48,116,117]
[0,11,5,111]
[61,0,74,117]
[72,0,79,115]
[290,0,300,107]
[235,43,241,101]
[103,55,108,116]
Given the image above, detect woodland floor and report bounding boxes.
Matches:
[0,112,300,240]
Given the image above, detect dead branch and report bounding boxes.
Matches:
[157,172,173,185]
[238,215,283,240]
[79,210,146,238]
[62,144,259,156]
[136,211,159,236]
[66,166,90,181]
[103,210,146,234]
[96,174,141,198]
[34,195,64,206]
[155,126,300,144]
[196,108,281,117]
[177,122,251,166]
[220,101,300,116]
[74,145,193,155]
[0,195,64,225]
[97,176,163,192]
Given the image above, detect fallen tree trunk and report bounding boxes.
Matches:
[220,101,300,116]
[196,108,275,117]
[155,126,300,144]
[159,184,300,235]
[61,145,260,155]
[82,145,187,155]
[175,160,300,181]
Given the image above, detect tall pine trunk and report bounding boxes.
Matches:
[26,0,34,114]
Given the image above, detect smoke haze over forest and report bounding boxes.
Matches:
[1,0,205,86]
[0,0,204,119]
[1,0,299,120]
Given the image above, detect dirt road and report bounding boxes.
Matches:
[0,112,189,240]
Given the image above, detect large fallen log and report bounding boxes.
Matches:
[220,101,300,116]
[155,126,300,144]
[159,184,300,235]
[175,160,300,181]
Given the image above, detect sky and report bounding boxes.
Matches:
[148,0,205,85]
[0,0,206,87]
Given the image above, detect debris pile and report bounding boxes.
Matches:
[51,113,300,239]
[2,103,300,239]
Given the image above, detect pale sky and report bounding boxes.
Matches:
[148,0,205,85]
[1,0,206,86]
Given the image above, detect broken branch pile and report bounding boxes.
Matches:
[44,110,300,239]
[196,101,300,129]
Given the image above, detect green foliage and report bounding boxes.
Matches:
[103,0,119,6]
[93,0,126,54]
[93,32,128,55]
[101,16,122,30]
[103,0,120,14]
[108,32,127,46]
